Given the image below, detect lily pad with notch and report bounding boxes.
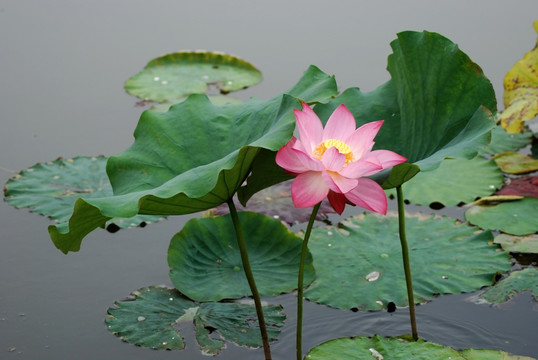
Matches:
[105,285,284,355]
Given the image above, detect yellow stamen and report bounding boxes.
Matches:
[313,139,354,165]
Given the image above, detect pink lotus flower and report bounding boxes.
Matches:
[276,103,407,215]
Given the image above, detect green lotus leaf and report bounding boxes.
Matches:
[465,197,538,235]
[125,51,262,102]
[388,157,504,207]
[48,66,338,253]
[494,233,538,254]
[3,156,162,230]
[194,302,285,355]
[105,286,284,354]
[168,211,314,301]
[305,335,535,360]
[493,151,538,174]
[106,286,194,350]
[480,125,533,155]
[315,30,496,173]
[475,268,538,304]
[304,213,511,310]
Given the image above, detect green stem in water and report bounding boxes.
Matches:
[396,185,418,341]
[227,199,272,360]
[297,202,321,360]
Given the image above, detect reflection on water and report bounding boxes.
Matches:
[1,0,537,359]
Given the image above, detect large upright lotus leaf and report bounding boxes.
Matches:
[168,211,314,301]
[305,335,535,360]
[48,66,338,253]
[194,302,285,355]
[500,21,538,133]
[389,157,503,207]
[3,156,162,230]
[315,31,496,174]
[465,197,538,235]
[474,268,538,304]
[304,213,511,310]
[124,51,262,102]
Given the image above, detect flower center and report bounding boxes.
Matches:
[313,139,354,165]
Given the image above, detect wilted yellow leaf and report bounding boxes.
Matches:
[500,20,538,133]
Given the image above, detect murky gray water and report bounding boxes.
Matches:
[1,1,537,359]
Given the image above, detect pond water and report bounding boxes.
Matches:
[1,1,537,359]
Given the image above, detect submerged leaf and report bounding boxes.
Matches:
[475,268,538,304]
[304,213,510,310]
[48,66,338,253]
[125,51,262,102]
[465,197,538,235]
[500,21,538,133]
[168,211,314,301]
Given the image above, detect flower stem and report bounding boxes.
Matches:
[396,185,418,341]
[297,202,321,360]
[227,199,272,359]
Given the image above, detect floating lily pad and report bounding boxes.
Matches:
[3,156,162,231]
[106,286,284,355]
[125,51,262,102]
[48,65,338,253]
[304,213,510,310]
[493,151,538,174]
[106,286,193,350]
[168,211,315,301]
[305,335,535,360]
[494,233,538,254]
[214,180,335,225]
[475,268,538,304]
[480,125,533,155]
[465,197,538,235]
[194,301,285,355]
[314,30,496,175]
[496,176,538,198]
[388,157,503,207]
[499,21,538,133]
